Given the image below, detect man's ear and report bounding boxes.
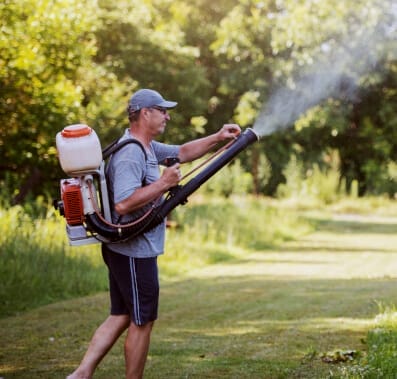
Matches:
[141,108,151,119]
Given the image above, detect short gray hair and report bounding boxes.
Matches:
[127,105,141,122]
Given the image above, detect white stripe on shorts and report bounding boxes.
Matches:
[129,257,141,325]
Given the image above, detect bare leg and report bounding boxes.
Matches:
[67,314,130,379]
[125,321,154,379]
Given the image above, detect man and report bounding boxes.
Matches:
[67,89,240,379]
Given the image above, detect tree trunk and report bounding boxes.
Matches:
[12,166,42,205]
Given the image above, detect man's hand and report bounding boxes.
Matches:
[217,124,241,141]
[115,163,182,215]
[160,164,181,190]
[178,123,241,164]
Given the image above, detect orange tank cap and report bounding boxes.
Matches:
[61,124,92,138]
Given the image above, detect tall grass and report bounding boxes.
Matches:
[337,305,397,378]
[0,196,312,318]
[162,195,313,277]
[0,206,107,318]
[277,156,343,207]
[365,306,397,377]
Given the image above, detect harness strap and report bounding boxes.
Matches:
[102,138,147,161]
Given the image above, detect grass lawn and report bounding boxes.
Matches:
[1,212,397,378]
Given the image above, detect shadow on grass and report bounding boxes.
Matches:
[306,216,397,235]
[1,275,396,379]
[212,215,397,266]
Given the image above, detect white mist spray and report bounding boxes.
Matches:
[253,1,396,137]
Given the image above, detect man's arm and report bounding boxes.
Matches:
[115,165,181,215]
[178,124,241,163]
[115,124,240,215]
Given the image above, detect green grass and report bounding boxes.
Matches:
[1,196,397,378]
[336,306,397,378]
[365,307,397,377]
[0,195,311,317]
[163,195,313,276]
[0,206,107,317]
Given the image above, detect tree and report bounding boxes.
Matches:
[0,0,99,203]
[269,0,397,196]
[1,0,395,203]
[94,0,223,143]
[334,63,397,196]
[211,0,397,196]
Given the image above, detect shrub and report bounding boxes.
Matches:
[277,155,342,205]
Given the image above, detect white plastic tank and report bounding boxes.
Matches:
[56,124,102,175]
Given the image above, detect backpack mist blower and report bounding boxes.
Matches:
[54,124,259,246]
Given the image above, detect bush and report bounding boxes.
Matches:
[277,155,342,205]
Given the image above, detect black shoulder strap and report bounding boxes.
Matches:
[102,137,148,187]
[102,138,147,161]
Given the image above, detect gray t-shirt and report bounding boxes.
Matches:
[105,129,180,257]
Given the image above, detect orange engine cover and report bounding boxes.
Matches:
[61,179,84,225]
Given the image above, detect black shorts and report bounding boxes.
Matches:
[102,244,159,326]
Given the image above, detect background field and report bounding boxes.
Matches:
[1,197,397,378]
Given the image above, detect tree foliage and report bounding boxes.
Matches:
[0,0,396,203]
[0,0,99,202]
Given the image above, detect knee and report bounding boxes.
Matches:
[124,321,154,352]
[108,314,130,331]
[130,320,154,334]
[126,321,154,341]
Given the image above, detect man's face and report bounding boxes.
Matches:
[147,106,170,135]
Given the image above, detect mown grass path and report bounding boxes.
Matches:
[1,213,397,378]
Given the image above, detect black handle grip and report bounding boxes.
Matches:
[163,157,180,167]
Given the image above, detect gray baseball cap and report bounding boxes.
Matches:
[128,89,178,112]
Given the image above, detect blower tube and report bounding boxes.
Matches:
[85,128,259,242]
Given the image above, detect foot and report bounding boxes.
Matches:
[66,371,91,379]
